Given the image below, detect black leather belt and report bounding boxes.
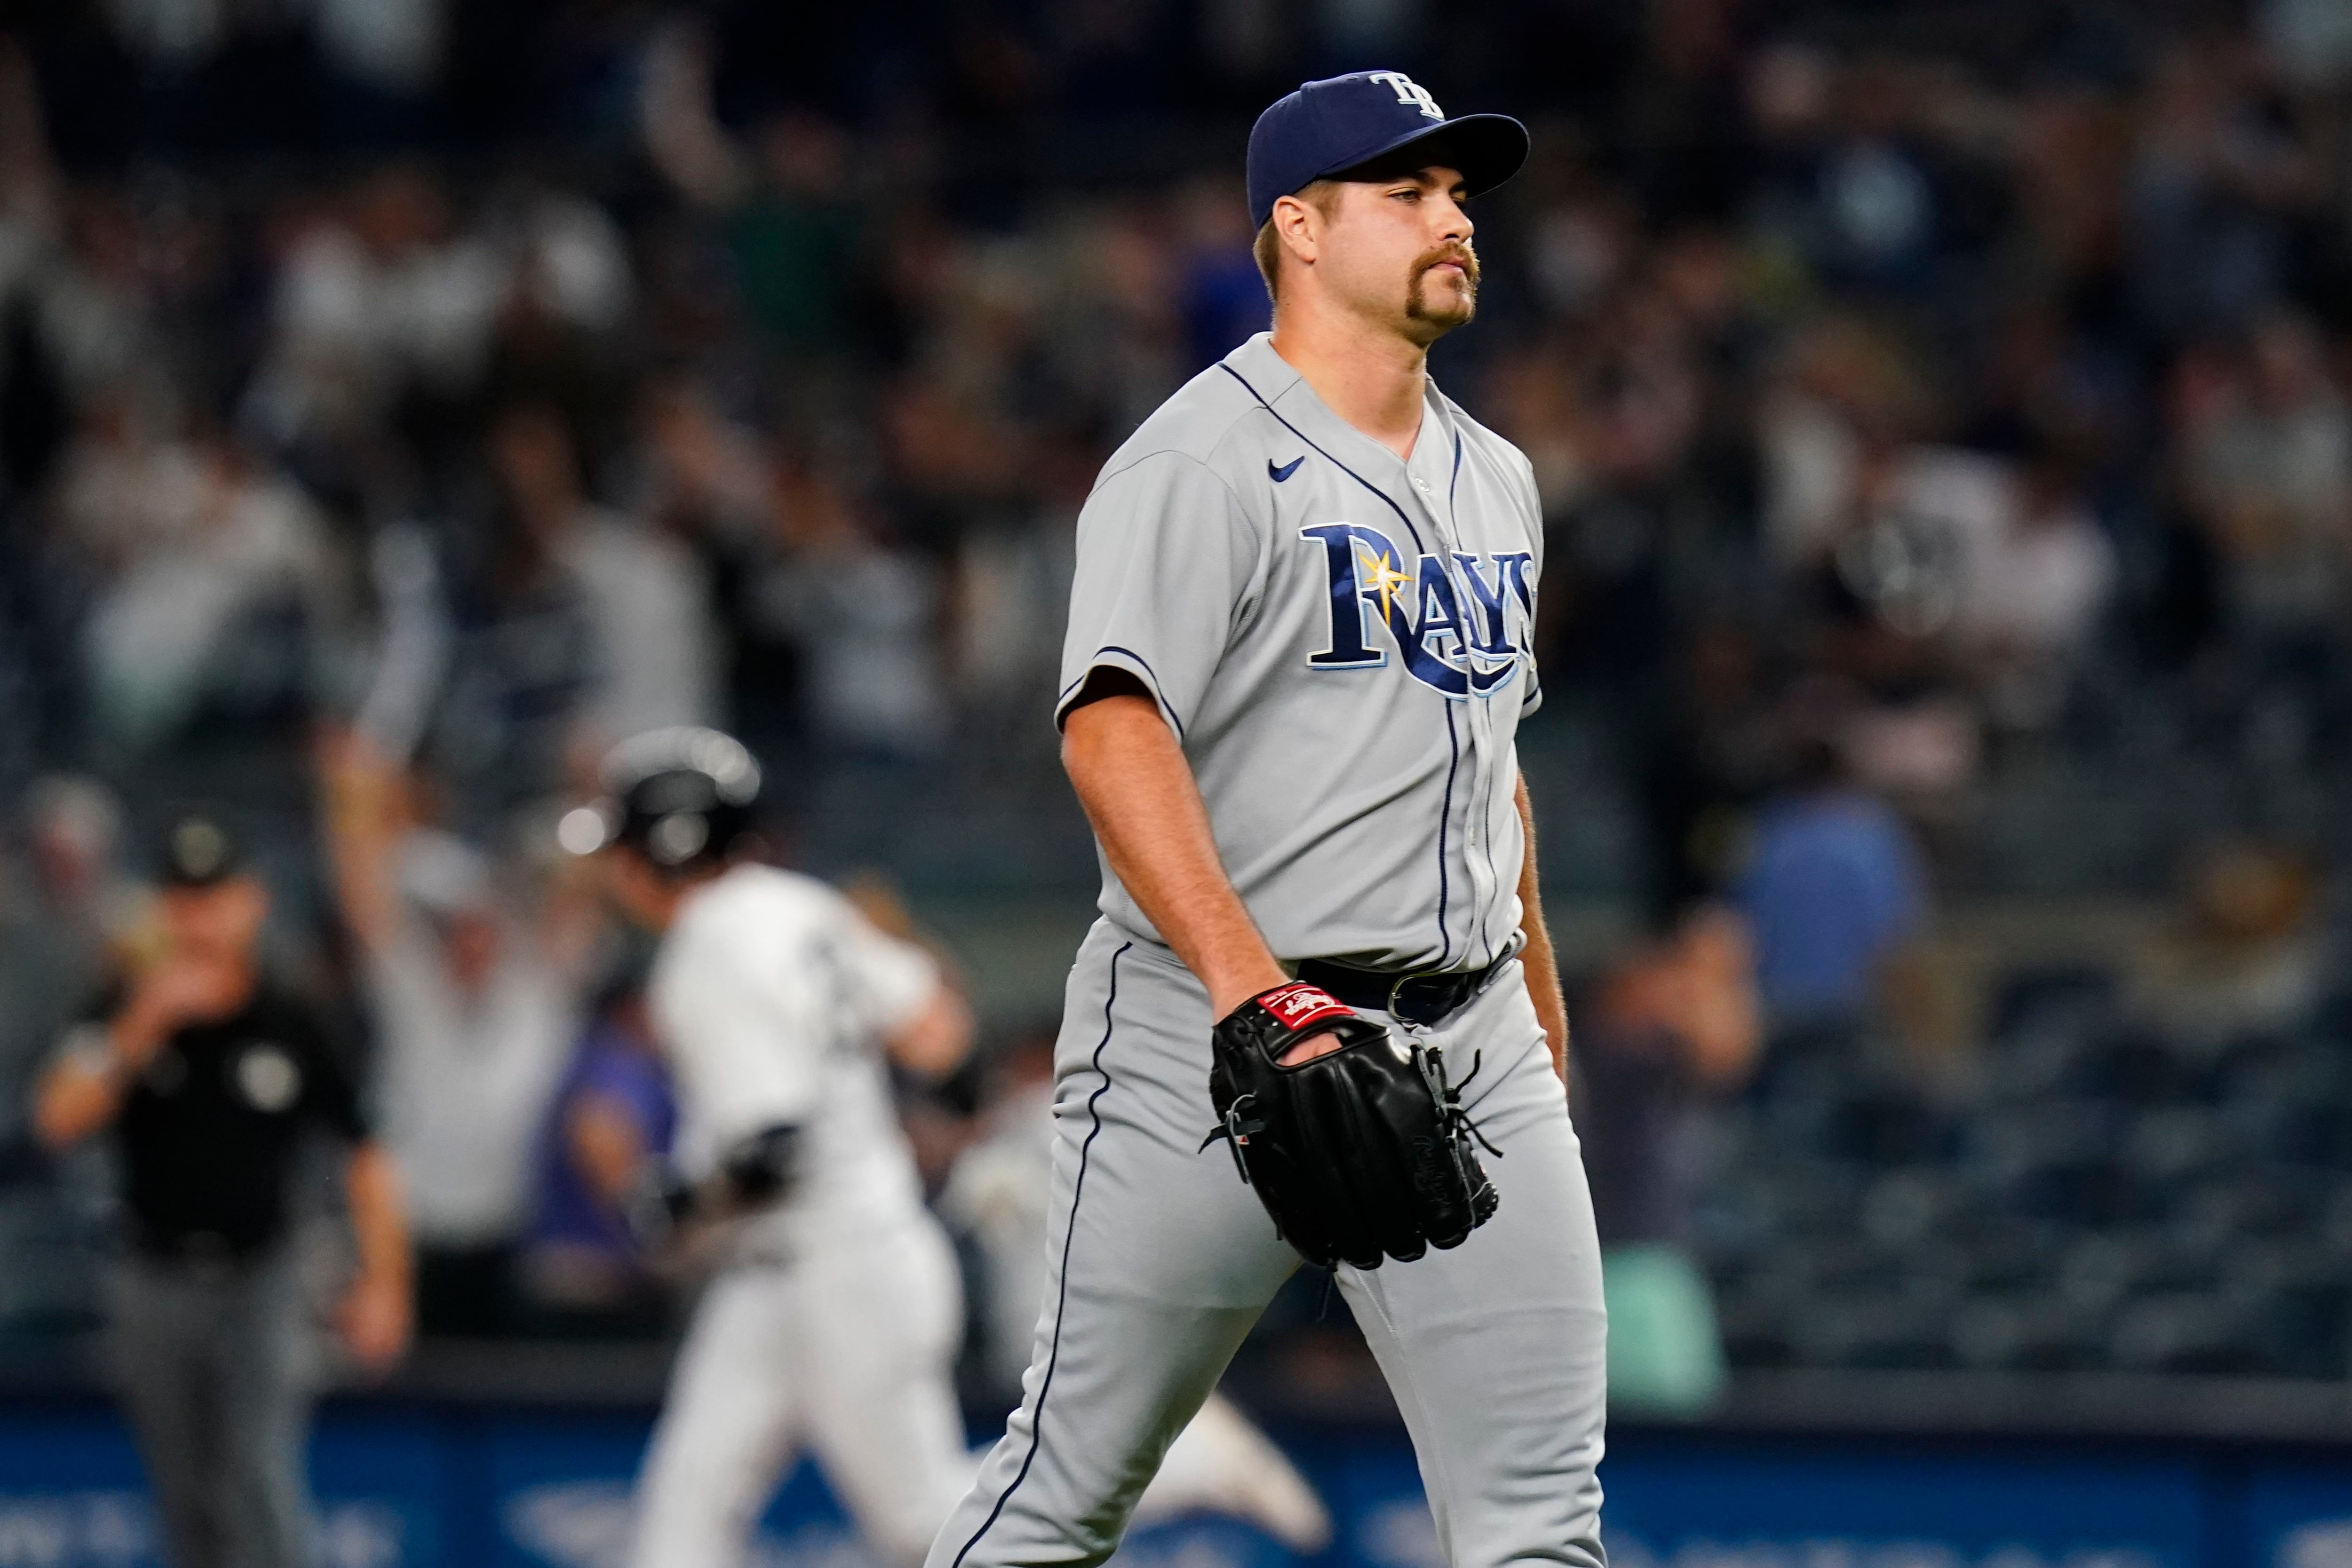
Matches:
[1295,953,1512,1028]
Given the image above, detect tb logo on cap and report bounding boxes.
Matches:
[1367,71,1444,119]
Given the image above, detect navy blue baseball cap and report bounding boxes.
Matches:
[1247,71,1529,230]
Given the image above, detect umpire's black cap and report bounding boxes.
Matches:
[561,726,763,873]
[1246,71,1529,230]
[156,811,243,888]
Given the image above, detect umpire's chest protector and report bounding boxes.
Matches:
[1057,332,1545,974]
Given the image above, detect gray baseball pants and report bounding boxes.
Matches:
[109,1247,316,1568]
[928,920,1608,1568]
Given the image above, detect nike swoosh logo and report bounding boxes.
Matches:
[1269,456,1304,483]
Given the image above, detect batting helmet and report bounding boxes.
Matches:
[560,726,764,872]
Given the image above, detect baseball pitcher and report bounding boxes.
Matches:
[928,71,1609,1568]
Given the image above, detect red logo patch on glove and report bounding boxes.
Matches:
[1255,982,1355,1032]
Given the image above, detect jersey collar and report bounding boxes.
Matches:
[1224,333,1458,531]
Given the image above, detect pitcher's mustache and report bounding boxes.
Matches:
[1414,244,1480,280]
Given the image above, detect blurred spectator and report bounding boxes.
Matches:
[44,190,161,408]
[55,399,356,803]
[250,162,501,464]
[519,980,676,1334]
[310,0,445,139]
[411,402,716,831]
[721,111,865,362]
[633,379,805,755]
[1634,622,1783,915]
[1757,320,2008,801]
[2127,47,2318,342]
[1,778,139,1123]
[1733,738,1930,1035]
[881,240,1048,545]
[2128,841,2324,1049]
[1173,176,1268,372]
[1046,204,1185,439]
[1526,186,1637,325]
[12,774,138,960]
[2262,0,2352,90]
[2178,313,2352,668]
[484,401,717,754]
[250,163,631,499]
[1807,56,1951,297]
[1950,444,2117,730]
[418,471,597,832]
[324,733,589,1336]
[476,189,636,464]
[0,778,136,1331]
[767,454,946,761]
[1756,314,1939,571]
[1533,276,1718,703]
[640,18,875,450]
[1573,903,1760,1413]
[32,811,410,1568]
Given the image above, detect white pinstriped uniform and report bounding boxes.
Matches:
[630,864,970,1568]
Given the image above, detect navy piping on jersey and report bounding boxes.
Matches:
[1481,809,1506,966]
[1470,774,1493,966]
[1446,424,1516,966]
[1475,798,1501,966]
[1436,703,1460,969]
[1216,364,1429,555]
[1430,432,1468,968]
[1060,647,1186,740]
[949,941,1132,1568]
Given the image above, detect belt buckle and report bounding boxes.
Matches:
[1388,958,1501,1027]
[1386,970,1443,1026]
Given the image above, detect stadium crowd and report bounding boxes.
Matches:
[7,0,2352,1400]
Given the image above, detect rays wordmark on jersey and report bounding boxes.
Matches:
[1300,523,1535,698]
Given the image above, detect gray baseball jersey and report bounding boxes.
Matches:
[932,335,1608,1568]
[1057,332,1544,973]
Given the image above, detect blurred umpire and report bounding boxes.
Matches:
[32,811,413,1568]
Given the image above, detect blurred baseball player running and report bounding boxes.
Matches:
[929,71,1607,1568]
[577,728,977,1568]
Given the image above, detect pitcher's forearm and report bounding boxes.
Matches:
[1063,692,1286,1016]
[1519,912,1568,1084]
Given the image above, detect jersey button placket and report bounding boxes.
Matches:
[1421,437,1496,965]
[1401,450,1467,966]
[1464,479,1498,962]
[1465,468,1513,963]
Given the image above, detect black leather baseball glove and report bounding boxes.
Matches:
[1202,981,1499,1269]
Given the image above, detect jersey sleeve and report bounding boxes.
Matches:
[651,915,825,1171]
[1055,450,1258,737]
[830,904,942,1040]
